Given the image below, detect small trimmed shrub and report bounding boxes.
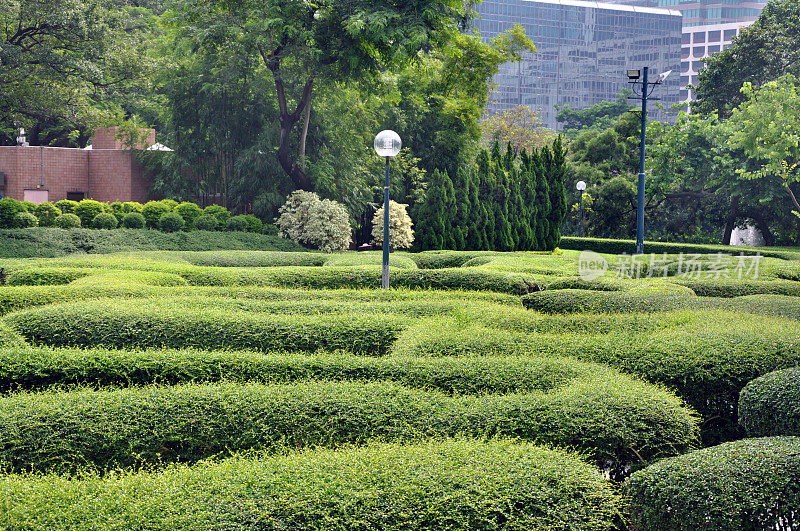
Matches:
[158,212,184,233]
[53,199,79,215]
[53,214,81,229]
[32,202,61,227]
[121,212,146,229]
[174,202,203,228]
[372,200,414,250]
[0,198,25,228]
[0,377,696,475]
[239,214,264,233]
[739,367,800,437]
[12,212,38,228]
[276,191,352,252]
[192,214,219,231]
[91,213,118,229]
[626,437,800,531]
[160,199,179,210]
[225,215,249,232]
[142,201,171,228]
[0,439,620,531]
[411,251,497,269]
[73,200,106,227]
[203,204,230,225]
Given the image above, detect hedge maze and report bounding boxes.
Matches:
[0,246,799,529]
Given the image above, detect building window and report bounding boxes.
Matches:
[693,32,705,43]
[23,190,49,204]
[66,191,85,202]
[681,61,690,73]
[682,32,691,44]
[693,46,705,57]
[708,45,720,53]
[724,29,737,41]
[708,30,721,42]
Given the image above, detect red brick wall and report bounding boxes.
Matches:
[0,145,151,203]
[93,127,156,150]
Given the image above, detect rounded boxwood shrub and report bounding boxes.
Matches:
[0,439,620,531]
[625,437,800,531]
[203,204,230,225]
[0,197,25,228]
[174,202,203,228]
[32,202,61,227]
[53,199,78,215]
[739,367,800,437]
[53,214,81,229]
[192,214,219,231]
[142,201,171,228]
[121,212,146,229]
[157,212,184,233]
[225,215,249,232]
[90,213,118,229]
[12,212,38,228]
[73,200,106,227]
[239,214,264,233]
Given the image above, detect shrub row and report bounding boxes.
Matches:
[5,267,93,286]
[0,321,26,348]
[675,277,800,297]
[0,439,620,531]
[560,236,800,259]
[0,228,303,258]
[409,251,499,269]
[739,367,800,437]
[392,310,800,444]
[523,289,800,320]
[0,378,697,475]
[6,303,407,354]
[625,437,800,531]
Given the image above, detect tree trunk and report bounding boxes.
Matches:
[749,210,775,246]
[271,68,314,191]
[722,196,739,245]
[299,97,312,172]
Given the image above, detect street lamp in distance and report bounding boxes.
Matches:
[373,130,402,289]
[576,180,586,237]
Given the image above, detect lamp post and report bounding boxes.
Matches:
[373,130,402,289]
[576,180,586,237]
[627,67,671,254]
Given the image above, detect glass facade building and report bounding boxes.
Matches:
[605,0,765,26]
[474,0,683,130]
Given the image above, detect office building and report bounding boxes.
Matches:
[474,0,683,129]
[604,0,765,27]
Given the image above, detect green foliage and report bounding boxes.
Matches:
[142,201,171,228]
[239,214,264,233]
[0,198,25,228]
[157,212,185,233]
[73,200,106,227]
[53,200,79,215]
[12,212,38,228]
[739,367,800,437]
[192,214,219,231]
[203,205,230,225]
[276,191,352,252]
[225,215,249,232]
[173,202,203,228]
[32,203,61,227]
[53,214,81,229]
[0,321,27,349]
[91,213,118,229]
[6,268,90,287]
[6,301,407,354]
[625,437,800,531]
[371,201,414,250]
[0,439,620,531]
[0,374,695,475]
[558,236,797,258]
[556,91,634,135]
[121,212,146,229]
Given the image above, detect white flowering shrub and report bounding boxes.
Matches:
[276,190,352,252]
[371,201,414,250]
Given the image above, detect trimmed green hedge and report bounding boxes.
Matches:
[394,310,800,444]
[6,302,407,354]
[675,277,800,297]
[0,378,697,475]
[560,236,800,259]
[5,267,92,286]
[625,437,800,531]
[410,251,498,269]
[0,439,620,531]
[0,321,26,348]
[180,250,324,267]
[739,367,800,437]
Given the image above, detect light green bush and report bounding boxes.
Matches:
[32,202,61,227]
[53,214,81,229]
[0,439,620,531]
[6,268,91,286]
[141,201,171,228]
[625,437,800,531]
[174,202,203,227]
[121,212,145,229]
[739,367,800,437]
[12,211,38,228]
[0,198,25,228]
[53,199,79,215]
[73,200,106,227]
[203,204,230,225]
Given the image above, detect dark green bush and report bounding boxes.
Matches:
[91,213,118,229]
[157,212,184,233]
[0,439,620,531]
[203,204,230,224]
[6,302,407,354]
[0,377,696,475]
[192,214,218,231]
[739,367,800,437]
[239,214,264,233]
[560,236,799,259]
[173,202,203,227]
[32,202,61,226]
[0,198,25,228]
[53,214,81,229]
[626,437,800,531]
[121,212,146,229]
[73,200,106,227]
[142,201,171,228]
[225,215,249,232]
[53,199,79,215]
[12,211,38,228]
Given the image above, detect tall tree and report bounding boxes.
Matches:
[176,0,465,191]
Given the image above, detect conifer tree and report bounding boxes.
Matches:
[545,136,568,250]
[466,166,484,250]
[441,170,457,250]
[453,167,471,251]
[533,148,551,250]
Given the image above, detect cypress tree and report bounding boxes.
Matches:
[441,170,457,250]
[466,166,484,250]
[533,148,550,250]
[545,136,568,250]
[453,167,470,251]
[415,169,447,250]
